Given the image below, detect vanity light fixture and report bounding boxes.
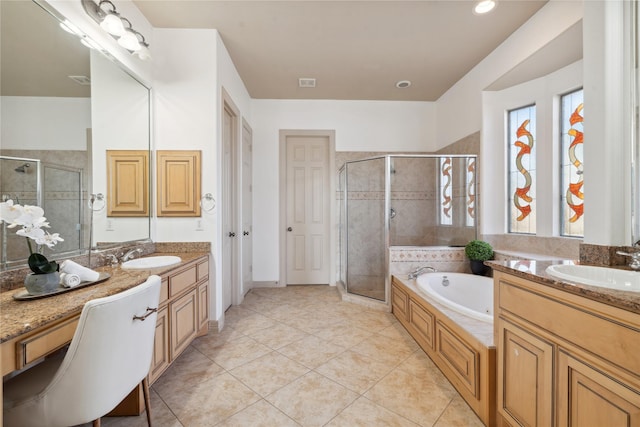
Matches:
[474,0,497,15]
[81,0,151,59]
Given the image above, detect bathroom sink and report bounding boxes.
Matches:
[122,256,182,269]
[545,264,640,292]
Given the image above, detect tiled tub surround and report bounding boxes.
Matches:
[391,275,495,426]
[389,246,471,277]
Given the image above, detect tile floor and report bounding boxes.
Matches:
[100,285,484,427]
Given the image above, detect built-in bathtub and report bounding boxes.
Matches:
[391,273,496,426]
[416,272,493,323]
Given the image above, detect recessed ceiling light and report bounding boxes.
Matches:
[474,0,496,14]
[396,80,411,89]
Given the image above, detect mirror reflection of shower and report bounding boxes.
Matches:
[1,156,84,270]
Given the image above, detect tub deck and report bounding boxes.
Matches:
[391,275,496,427]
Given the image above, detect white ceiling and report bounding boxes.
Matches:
[133,0,564,101]
[2,0,583,102]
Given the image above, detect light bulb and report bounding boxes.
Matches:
[100,13,125,36]
[474,0,496,14]
[118,29,141,51]
[135,45,152,60]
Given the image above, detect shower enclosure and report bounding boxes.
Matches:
[1,156,84,269]
[338,155,478,303]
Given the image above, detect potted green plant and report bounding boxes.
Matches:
[465,240,493,275]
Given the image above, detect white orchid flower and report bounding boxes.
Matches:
[3,201,63,253]
[0,200,24,224]
[37,232,64,248]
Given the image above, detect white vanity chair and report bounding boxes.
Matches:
[3,275,162,427]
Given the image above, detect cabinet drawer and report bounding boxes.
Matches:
[18,316,79,367]
[436,321,478,397]
[409,300,435,350]
[197,260,209,281]
[169,265,197,297]
[391,284,409,320]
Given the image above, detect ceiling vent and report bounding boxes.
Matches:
[68,75,91,86]
[299,78,316,88]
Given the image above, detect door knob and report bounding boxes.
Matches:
[287,227,292,232]
[228,232,236,237]
[243,231,249,236]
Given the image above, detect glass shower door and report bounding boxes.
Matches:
[345,158,386,301]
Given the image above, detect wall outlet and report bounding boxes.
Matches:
[196,219,204,231]
[106,220,114,231]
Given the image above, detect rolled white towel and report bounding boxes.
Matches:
[60,273,82,288]
[60,260,100,282]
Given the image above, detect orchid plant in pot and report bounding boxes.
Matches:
[0,200,64,294]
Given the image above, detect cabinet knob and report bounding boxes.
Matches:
[228,232,236,237]
[287,227,292,232]
[243,231,249,236]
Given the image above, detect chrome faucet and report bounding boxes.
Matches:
[407,266,436,280]
[121,248,143,262]
[103,253,120,267]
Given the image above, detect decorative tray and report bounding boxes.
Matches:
[13,272,111,301]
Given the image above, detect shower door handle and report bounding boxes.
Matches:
[390,208,396,219]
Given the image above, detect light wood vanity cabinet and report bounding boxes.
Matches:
[150,256,209,383]
[495,271,640,427]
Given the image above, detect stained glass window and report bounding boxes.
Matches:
[560,89,584,237]
[508,105,536,234]
[466,157,476,227]
[439,156,453,226]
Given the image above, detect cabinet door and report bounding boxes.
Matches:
[149,306,169,384]
[557,350,640,427]
[197,281,209,332]
[498,318,554,427]
[409,299,434,350]
[391,284,409,321]
[106,150,149,217]
[157,150,201,217]
[170,289,198,360]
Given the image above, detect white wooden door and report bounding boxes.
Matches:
[240,120,253,296]
[221,101,237,311]
[285,135,330,284]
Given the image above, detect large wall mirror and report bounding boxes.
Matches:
[0,0,151,270]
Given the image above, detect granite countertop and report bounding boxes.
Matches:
[488,259,640,314]
[0,252,208,344]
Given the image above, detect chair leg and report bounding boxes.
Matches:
[93,419,101,427]
[142,377,152,427]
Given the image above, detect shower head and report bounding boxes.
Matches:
[14,163,30,173]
